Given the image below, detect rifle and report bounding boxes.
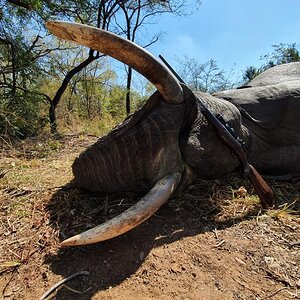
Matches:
[159,55,276,208]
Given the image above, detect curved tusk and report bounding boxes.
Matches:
[46,20,183,104]
[61,173,181,247]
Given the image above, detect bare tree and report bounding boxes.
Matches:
[115,0,189,114]
[177,56,233,93]
[1,0,202,136]
[46,1,123,134]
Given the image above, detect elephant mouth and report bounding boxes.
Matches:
[46,21,195,246]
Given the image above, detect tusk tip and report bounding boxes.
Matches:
[46,21,75,41]
[45,20,60,31]
[46,21,64,37]
[60,235,80,247]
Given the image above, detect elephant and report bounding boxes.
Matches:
[46,21,300,247]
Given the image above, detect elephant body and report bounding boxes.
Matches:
[47,21,300,246]
[73,63,300,192]
[215,64,300,176]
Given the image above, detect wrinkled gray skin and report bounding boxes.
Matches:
[215,62,300,176]
[73,62,300,193]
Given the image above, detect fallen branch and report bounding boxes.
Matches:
[39,271,89,300]
[262,287,288,299]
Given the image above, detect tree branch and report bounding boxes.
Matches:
[52,50,102,107]
[143,34,160,48]
[7,0,32,10]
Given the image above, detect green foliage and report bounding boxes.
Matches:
[1,0,198,139]
[0,89,48,139]
[261,43,300,67]
[0,0,51,139]
[7,1,297,141]
[103,85,126,118]
[242,43,300,85]
[242,66,260,83]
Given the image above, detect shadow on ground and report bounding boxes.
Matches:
[44,176,262,299]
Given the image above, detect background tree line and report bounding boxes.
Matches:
[0,0,299,141]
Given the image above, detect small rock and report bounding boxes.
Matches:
[264,256,274,264]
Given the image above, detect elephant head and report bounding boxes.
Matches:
[46,21,244,246]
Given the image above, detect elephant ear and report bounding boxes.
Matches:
[214,80,300,131]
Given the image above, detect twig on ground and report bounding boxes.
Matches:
[213,228,219,239]
[262,287,288,299]
[1,268,17,297]
[215,239,225,247]
[64,284,92,294]
[289,241,300,247]
[39,271,89,300]
[30,202,36,227]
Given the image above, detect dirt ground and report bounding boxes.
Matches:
[0,135,299,300]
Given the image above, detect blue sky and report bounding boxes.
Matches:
[146,0,300,81]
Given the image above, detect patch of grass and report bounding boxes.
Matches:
[81,115,120,137]
[2,191,31,216]
[3,173,32,187]
[57,113,124,138]
[266,200,299,219]
[47,139,62,151]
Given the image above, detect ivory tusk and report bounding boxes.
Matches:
[61,173,181,246]
[46,20,183,104]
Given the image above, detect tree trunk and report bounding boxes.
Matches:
[125,66,132,115]
[49,102,57,135]
[49,50,99,135]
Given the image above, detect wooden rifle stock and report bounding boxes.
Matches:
[248,165,275,208]
[159,54,276,208]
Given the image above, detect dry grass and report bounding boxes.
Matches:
[0,134,299,299]
[0,135,94,276]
